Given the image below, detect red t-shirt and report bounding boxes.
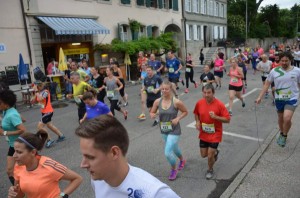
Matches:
[272,62,281,69]
[193,98,230,143]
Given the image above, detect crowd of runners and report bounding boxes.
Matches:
[1,42,300,197]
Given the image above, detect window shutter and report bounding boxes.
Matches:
[185,0,189,11]
[201,25,204,40]
[214,26,218,39]
[224,26,227,39]
[173,0,178,11]
[158,0,163,8]
[214,2,217,16]
[186,24,190,40]
[118,23,121,40]
[137,0,144,6]
[200,0,204,14]
[193,25,197,40]
[210,0,213,16]
[147,25,152,37]
[220,26,223,39]
[192,0,196,13]
[224,4,227,18]
[146,0,150,7]
[121,0,130,4]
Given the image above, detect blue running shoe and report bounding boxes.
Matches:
[46,140,55,148]
[56,135,66,143]
[277,134,287,147]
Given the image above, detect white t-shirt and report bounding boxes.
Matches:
[91,165,180,198]
[257,60,272,77]
[267,66,300,102]
[293,51,300,61]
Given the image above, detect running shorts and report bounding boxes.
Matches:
[275,100,297,112]
[228,85,243,92]
[40,112,53,124]
[199,139,219,149]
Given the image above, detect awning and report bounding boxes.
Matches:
[37,16,110,35]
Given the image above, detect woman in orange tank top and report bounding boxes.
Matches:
[227,58,246,116]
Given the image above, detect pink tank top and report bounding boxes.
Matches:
[229,68,243,86]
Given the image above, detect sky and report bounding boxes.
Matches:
[259,0,298,9]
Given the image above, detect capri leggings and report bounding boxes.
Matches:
[119,78,125,97]
[161,134,182,166]
[185,70,196,88]
[109,99,121,116]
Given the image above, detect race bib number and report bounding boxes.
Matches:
[147,86,154,93]
[231,77,238,83]
[74,97,82,105]
[278,90,292,100]
[107,90,115,98]
[38,103,45,109]
[262,72,269,77]
[215,67,220,71]
[186,68,191,73]
[160,122,173,132]
[202,123,215,133]
[169,68,175,73]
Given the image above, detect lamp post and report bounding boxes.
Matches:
[245,0,248,41]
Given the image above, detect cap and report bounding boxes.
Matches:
[34,80,43,85]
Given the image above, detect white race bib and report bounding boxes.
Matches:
[278,90,292,100]
[160,122,173,132]
[215,67,220,71]
[186,68,191,73]
[107,90,115,98]
[169,68,175,73]
[147,86,154,93]
[231,77,238,83]
[202,123,215,133]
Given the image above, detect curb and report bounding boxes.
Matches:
[220,127,279,198]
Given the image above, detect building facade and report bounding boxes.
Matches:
[0,0,182,86]
[184,0,227,60]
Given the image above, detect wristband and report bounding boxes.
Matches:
[3,131,7,136]
[60,192,69,198]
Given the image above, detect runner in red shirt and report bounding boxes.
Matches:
[193,84,230,179]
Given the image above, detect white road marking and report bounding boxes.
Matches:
[186,88,263,141]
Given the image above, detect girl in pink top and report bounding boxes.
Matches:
[213,55,224,89]
[227,58,245,116]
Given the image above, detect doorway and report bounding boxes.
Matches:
[204,26,207,47]
[42,46,56,72]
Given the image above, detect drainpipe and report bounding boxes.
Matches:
[181,2,187,60]
[20,0,33,65]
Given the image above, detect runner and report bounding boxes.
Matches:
[80,90,113,124]
[237,54,248,92]
[213,54,224,89]
[8,130,82,198]
[148,53,164,75]
[90,66,106,103]
[166,51,183,90]
[251,48,260,75]
[227,58,246,116]
[185,53,198,93]
[150,80,188,181]
[256,52,300,147]
[104,67,128,120]
[137,51,148,78]
[31,81,66,148]
[257,54,272,99]
[193,84,230,179]
[271,53,282,104]
[139,66,163,126]
[76,115,180,197]
[137,63,148,120]
[200,65,215,88]
[112,61,128,106]
[67,72,91,121]
[0,90,26,185]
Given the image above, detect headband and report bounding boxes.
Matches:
[18,137,36,150]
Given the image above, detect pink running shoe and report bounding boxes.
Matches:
[184,88,189,93]
[194,83,198,88]
[168,169,178,181]
[178,159,186,170]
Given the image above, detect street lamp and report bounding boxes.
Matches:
[245,0,248,41]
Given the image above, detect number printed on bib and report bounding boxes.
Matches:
[107,90,115,98]
[231,77,238,83]
[278,90,292,100]
[202,123,215,133]
[160,121,173,132]
[186,68,191,73]
[169,68,175,73]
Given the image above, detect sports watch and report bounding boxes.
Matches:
[60,192,69,198]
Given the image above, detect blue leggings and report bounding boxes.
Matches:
[162,134,182,167]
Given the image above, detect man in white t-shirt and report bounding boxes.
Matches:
[257,54,272,98]
[256,52,300,147]
[293,47,300,68]
[75,115,180,198]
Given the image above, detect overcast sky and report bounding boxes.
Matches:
[259,0,298,9]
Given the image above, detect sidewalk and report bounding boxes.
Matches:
[221,107,300,198]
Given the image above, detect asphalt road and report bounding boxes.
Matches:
[0,66,279,198]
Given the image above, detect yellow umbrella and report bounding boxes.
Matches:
[124,53,132,81]
[58,47,68,71]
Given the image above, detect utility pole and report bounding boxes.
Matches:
[245,0,248,41]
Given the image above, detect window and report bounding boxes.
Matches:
[169,0,172,9]
[162,0,167,8]
[200,25,204,40]
[136,0,144,6]
[121,0,131,4]
[215,2,219,17]
[203,0,207,14]
[193,25,199,40]
[119,25,129,41]
[213,26,218,39]
[139,26,146,38]
[197,25,201,40]
[189,25,193,40]
[193,0,199,13]
[209,0,213,16]
[220,26,224,39]
[220,4,224,17]
[185,0,191,12]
